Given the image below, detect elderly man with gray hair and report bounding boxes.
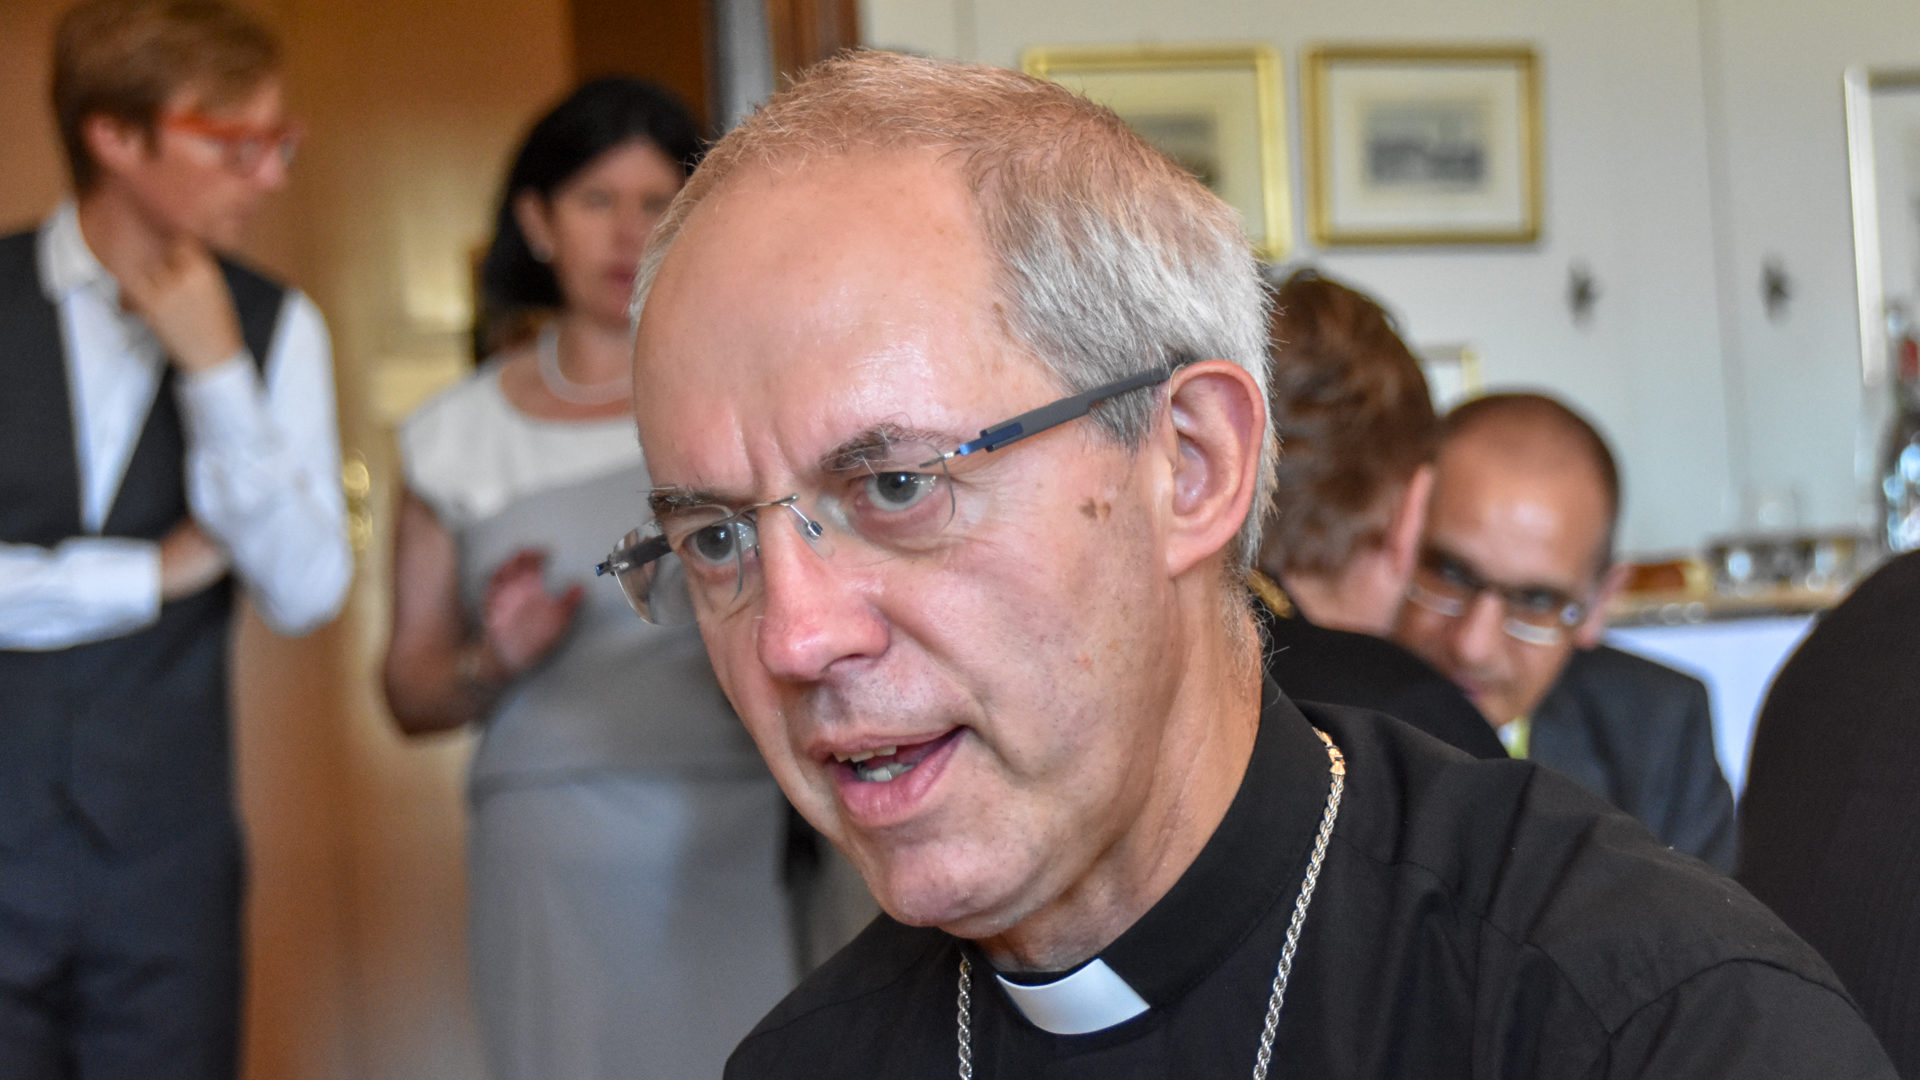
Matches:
[599,50,1893,1078]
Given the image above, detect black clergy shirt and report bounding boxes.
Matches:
[1251,578,1508,761]
[726,680,1895,1078]
[1740,550,1920,1075]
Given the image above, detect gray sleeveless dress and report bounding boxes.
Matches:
[401,365,794,1079]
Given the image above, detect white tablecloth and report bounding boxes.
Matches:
[1605,615,1818,799]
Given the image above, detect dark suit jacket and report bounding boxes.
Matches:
[1530,645,1737,871]
[1254,592,1508,760]
[1739,551,1920,1077]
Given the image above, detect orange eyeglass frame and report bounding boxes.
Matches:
[160,111,305,174]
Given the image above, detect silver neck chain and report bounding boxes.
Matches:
[957,728,1346,1080]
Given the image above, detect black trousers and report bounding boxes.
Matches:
[0,810,243,1080]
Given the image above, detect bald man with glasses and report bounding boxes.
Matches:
[1393,392,1736,870]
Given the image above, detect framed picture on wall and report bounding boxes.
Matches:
[1022,45,1292,261]
[1416,342,1483,409]
[1304,45,1541,246]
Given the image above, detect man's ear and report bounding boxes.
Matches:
[1573,561,1630,649]
[81,113,150,181]
[1162,359,1265,579]
[1383,463,1435,581]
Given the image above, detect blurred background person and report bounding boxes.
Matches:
[382,78,793,1080]
[1253,268,1505,759]
[1393,393,1736,869]
[1739,549,1920,1075]
[0,2,349,1076]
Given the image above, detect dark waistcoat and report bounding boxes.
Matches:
[0,227,284,854]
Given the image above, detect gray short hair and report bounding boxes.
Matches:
[633,50,1275,569]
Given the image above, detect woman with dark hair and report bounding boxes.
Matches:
[472,77,698,357]
[383,79,793,1079]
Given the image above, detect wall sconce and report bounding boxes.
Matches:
[1568,260,1599,325]
[1763,258,1793,320]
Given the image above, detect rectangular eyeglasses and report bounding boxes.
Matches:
[596,364,1175,625]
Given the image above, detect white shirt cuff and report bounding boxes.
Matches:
[176,352,270,447]
[75,536,164,626]
[0,537,162,651]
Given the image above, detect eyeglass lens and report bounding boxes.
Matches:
[1409,550,1584,643]
[598,364,1174,626]
[600,440,958,625]
[165,114,301,174]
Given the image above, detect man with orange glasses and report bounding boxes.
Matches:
[0,2,348,1077]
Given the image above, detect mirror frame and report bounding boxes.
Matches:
[1846,66,1920,389]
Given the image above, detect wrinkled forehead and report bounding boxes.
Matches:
[1431,434,1613,588]
[631,152,1054,498]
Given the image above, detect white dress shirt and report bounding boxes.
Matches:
[0,203,351,650]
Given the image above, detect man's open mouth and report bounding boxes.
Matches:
[833,730,960,783]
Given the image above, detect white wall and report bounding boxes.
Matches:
[864,0,1920,555]
[1705,0,1920,537]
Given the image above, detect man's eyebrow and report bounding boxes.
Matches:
[820,422,955,473]
[645,421,962,517]
[648,486,733,518]
[1428,543,1582,599]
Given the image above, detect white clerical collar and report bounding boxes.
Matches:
[994,958,1150,1035]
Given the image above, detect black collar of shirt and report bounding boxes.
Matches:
[974,676,1332,1019]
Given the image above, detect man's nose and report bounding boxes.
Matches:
[251,149,289,191]
[753,516,888,684]
[1450,590,1509,665]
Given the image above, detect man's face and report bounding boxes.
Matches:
[632,153,1188,940]
[106,78,290,250]
[1392,431,1612,727]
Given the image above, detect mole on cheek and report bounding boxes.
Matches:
[1075,499,1112,521]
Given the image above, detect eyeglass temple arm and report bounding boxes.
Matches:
[596,533,672,577]
[948,365,1173,459]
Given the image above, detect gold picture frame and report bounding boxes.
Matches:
[1416,342,1484,410]
[1304,45,1541,246]
[1023,45,1292,262]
